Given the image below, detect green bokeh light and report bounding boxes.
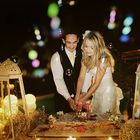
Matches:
[47,3,59,18]
[28,50,38,60]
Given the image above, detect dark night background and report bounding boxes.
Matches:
[0,0,140,59]
[0,0,139,98]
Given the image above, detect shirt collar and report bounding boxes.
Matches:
[65,47,76,56]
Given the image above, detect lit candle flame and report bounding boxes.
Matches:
[67,136,76,140]
[107,136,114,140]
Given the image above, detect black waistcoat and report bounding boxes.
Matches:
[58,48,82,96]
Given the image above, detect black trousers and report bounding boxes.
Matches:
[54,92,74,113]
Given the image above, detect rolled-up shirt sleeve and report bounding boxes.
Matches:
[50,52,71,100]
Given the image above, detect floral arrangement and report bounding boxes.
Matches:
[82,30,91,39]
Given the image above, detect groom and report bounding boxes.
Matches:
[50,27,82,113]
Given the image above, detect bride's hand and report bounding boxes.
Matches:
[79,95,87,104]
[79,93,86,99]
[75,95,80,104]
[75,93,87,104]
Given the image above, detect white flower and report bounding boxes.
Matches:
[82,30,91,39]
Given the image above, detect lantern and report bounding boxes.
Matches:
[0,58,28,139]
[133,64,140,119]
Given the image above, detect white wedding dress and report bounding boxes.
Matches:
[82,66,119,114]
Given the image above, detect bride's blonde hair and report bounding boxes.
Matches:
[81,31,115,72]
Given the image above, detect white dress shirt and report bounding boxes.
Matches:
[50,48,76,100]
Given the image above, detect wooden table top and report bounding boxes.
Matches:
[27,136,119,140]
[28,112,123,140]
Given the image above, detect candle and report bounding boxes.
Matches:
[0,108,4,120]
[25,94,36,113]
[107,136,114,140]
[67,136,76,140]
[4,95,18,105]
[3,95,18,117]
[4,105,18,117]
[0,119,7,135]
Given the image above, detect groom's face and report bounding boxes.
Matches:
[63,34,79,52]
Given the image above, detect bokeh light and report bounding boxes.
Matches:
[28,50,38,60]
[32,59,40,68]
[34,28,40,36]
[107,6,117,30]
[50,16,61,30]
[123,16,133,26]
[51,28,63,38]
[36,34,42,40]
[37,40,45,47]
[32,68,45,78]
[107,23,116,30]
[119,35,130,43]
[58,0,63,7]
[47,3,59,18]
[122,26,131,35]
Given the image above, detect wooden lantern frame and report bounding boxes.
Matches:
[0,59,28,139]
[133,64,140,119]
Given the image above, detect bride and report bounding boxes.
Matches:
[75,30,122,114]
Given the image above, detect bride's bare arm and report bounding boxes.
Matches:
[80,63,108,103]
[75,62,87,102]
